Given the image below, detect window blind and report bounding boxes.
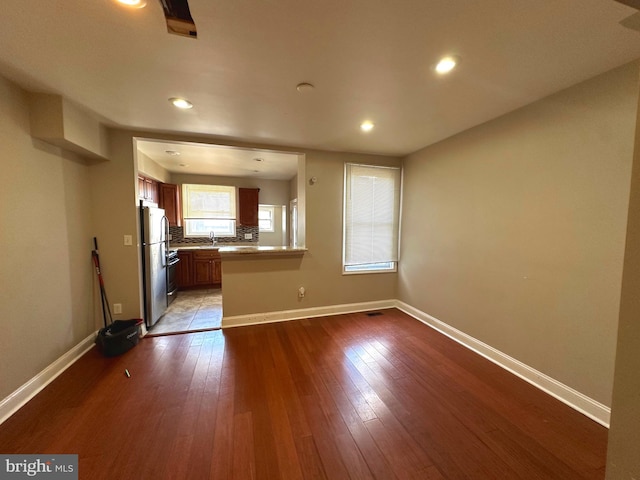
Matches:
[344,164,401,267]
[182,184,236,219]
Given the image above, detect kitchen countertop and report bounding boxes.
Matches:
[172,244,220,251]
[171,244,307,257]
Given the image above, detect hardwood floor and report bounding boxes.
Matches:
[0,309,607,479]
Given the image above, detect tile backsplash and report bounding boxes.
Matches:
[169,225,259,245]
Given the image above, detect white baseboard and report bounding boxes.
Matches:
[395,301,611,427]
[0,332,97,426]
[222,299,396,329]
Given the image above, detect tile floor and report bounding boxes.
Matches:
[148,288,223,336]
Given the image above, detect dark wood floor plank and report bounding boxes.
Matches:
[295,435,328,480]
[0,309,607,479]
[346,340,512,479]
[232,411,256,480]
[209,388,234,480]
[256,329,304,480]
[268,328,313,437]
[398,329,606,478]
[298,393,351,480]
[184,334,225,478]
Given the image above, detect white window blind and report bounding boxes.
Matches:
[182,184,237,237]
[182,184,236,219]
[343,164,401,272]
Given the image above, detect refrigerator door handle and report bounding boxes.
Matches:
[159,215,169,267]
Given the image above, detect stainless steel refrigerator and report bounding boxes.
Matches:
[140,205,169,328]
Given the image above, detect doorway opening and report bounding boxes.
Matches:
[146,288,222,336]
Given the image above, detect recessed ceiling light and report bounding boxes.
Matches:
[169,97,193,109]
[115,0,147,8]
[435,56,459,74]
[360,121,375,132]
[296,83,315,92]
[165,150,181,156]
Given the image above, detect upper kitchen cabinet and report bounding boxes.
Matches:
[238,188,260,226]
[138,175,159,204]
[159,183,181,227]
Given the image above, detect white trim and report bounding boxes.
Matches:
[0,332,97,426]
[222,300,396,329]
[395,301,611,428]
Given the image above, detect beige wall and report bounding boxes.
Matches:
[28,93,108,161]
[0,76,95,400]
[398,61,639,405]
[90,130,400,321]
[88,129,143,323]
[259,204,286,246]
[606,69,640,480]
[222,149,400,316]
[170,173,290,206]
[137,150,170,183]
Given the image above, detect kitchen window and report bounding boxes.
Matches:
[343,163,401,274]
[258,205,275,232]
[182,184,236,237]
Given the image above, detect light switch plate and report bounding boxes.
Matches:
[124,235,133,246]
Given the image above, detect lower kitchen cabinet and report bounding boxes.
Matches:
[177,249,221,289]
[176,251,194,288]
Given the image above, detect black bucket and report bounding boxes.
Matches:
[95,319,142,357]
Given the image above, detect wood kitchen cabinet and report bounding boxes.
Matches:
[137,175,145,199]
[159,183,181,226]
[238,187,260,226]
[176,251,194,288]
[138,175,159,204]
[193,250,222,285]
[177,249,221,289]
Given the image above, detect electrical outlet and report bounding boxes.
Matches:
[244,233,252,240]
[298,287,305,298]
[113,303,122,314]
[124,235,133,246]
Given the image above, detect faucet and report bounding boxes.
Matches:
[209,231,216,246]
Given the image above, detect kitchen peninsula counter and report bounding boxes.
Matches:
[172,244,307,258]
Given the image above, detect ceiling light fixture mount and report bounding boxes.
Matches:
[296,82,315,92]
[169,97,193,109]
[435,55,460,74]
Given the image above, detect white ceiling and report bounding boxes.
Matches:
[136,138,299,180]
[0,0,639,162]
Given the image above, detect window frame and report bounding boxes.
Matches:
[342,163,401,275]
[182,184,237,238]
[258,205,275,233]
